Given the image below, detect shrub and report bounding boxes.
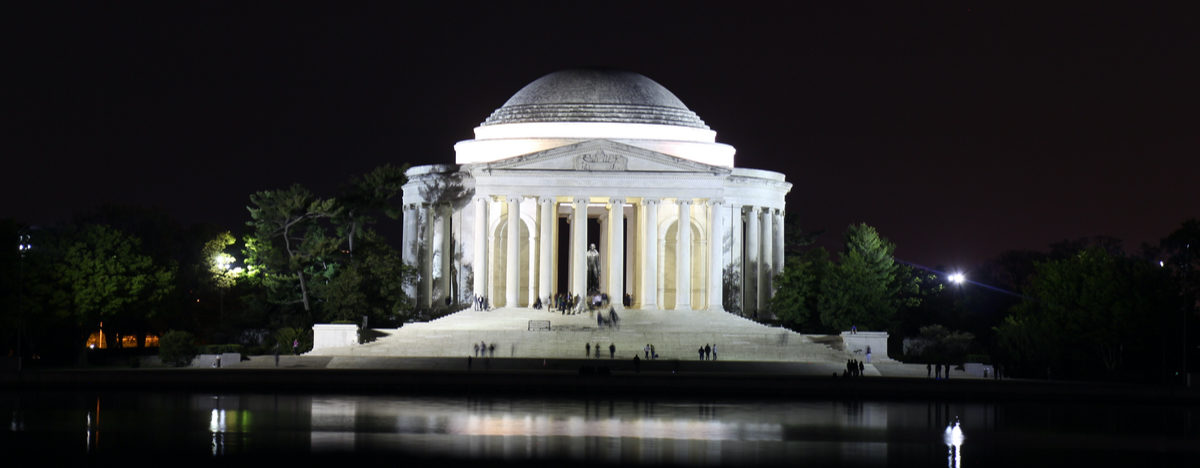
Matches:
[274,327,313,355]
[159,330,198,367]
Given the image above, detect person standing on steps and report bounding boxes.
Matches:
[586,342,591,357]
[609,343,615,359]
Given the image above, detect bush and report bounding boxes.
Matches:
[274,327,313,355]
[159,330,198,367]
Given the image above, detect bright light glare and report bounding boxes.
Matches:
[213,253,236,271]
[948,273,965,284]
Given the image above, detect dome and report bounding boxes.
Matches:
[481,69,708,129]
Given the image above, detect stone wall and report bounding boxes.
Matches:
[313,324,359,351]
[840,331,889,362]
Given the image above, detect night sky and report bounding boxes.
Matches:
[6,3,1198,270]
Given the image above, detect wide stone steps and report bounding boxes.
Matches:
[309,307,852,363]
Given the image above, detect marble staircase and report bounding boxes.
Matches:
[308,307,857,363]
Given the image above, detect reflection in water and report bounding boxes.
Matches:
[943,419,964,468]
[305,397,895,465]
[5,391,1199,464]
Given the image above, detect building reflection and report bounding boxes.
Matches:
[304,397,908,465]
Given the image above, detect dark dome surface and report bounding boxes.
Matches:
[482,69,708,129]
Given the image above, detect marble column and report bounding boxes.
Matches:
[774,210,785,277]
[438,203,452,305]
[707,199,724,311]
[608,198,625,309]
[730,203,743,315]
[505,196,521,307]
[527,203,537,307]
[472,197,488,303]
[402,203,417,299]
[571,197,587,298]
[761,207,773,308]
[676,199,692,310]
[538,197,554,304]
[744,206,759,316]
[419,203,434,308]
[598,217,607,293]
[640,199,659,310]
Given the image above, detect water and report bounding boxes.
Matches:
[2,391,1198,466]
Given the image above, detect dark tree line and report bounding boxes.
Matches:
[0,165,415,364]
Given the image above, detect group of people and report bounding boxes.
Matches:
[585,342,616,359]
[928,363,961,379]
[472,295,490,311]
[473,341,496,358]
[551,293,585,314]
[844,359,866,377]
[598,307,620,329]
[697,343,717,360]
[643,344,659,360]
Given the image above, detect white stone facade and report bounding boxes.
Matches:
[401,70,791,317]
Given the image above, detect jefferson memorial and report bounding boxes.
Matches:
[401,69,790,316]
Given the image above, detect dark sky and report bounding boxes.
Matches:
[6,3,1198,269]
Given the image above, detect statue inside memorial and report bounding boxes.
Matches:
[586,243,601,293]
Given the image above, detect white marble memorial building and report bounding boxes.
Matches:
[401,69,791,316]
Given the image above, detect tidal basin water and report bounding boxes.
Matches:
[2,391,1198,466]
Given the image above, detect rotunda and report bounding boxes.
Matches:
[402,69,790,317]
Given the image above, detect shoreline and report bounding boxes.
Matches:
[3,357,1198,403]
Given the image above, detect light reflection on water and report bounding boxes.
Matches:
[4,391,1198,465]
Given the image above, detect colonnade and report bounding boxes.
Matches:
[402,195,785,316]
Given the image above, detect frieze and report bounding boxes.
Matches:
[573,151,628,171]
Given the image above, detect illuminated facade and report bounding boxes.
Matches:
[401,69,790,316]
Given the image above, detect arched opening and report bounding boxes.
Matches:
[491,215,532,307]
[662,219,705,310]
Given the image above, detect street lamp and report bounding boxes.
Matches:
[948,272,966,285]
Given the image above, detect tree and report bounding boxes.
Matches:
[334,164,408,256]
[818,223,902,331]
[244,184,341,319]
[31,224,175,346]
[771,247,831,331]
[907,324,974,364]
[995,247,1182,379]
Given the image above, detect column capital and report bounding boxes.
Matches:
[572,197,588,205]
[473,195,489,204]
[538,196,556,205]
[706,199,725,207]
[640,198,659,206]
[677,198,693,207]
[608,197,625,206]
[506,195,522,203]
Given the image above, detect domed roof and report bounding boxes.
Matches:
[481,69,708,129]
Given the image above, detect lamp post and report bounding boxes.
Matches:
[16,232,31,371]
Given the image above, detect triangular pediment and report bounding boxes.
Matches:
[481,140,729,174]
